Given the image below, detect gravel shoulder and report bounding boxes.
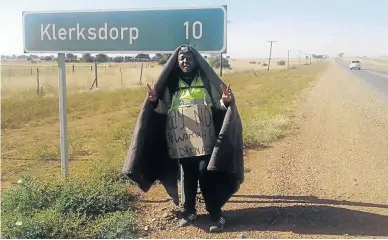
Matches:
[130,63,388,239]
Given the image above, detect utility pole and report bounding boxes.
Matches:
[298,50,301,65]
[287,50,290,69]
[266,40,276,71]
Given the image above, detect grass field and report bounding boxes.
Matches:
[1,59,328,238]
[0,61,160,98]
[1,57,305,98]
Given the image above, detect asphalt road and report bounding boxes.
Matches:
[336,59,388,100]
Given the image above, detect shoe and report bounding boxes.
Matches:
[209,215,226,232]
[178,212,196,227]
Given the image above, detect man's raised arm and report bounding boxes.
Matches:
[147,83,169,115]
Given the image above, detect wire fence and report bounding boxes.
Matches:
[1,62,163,97]
[1,56,314,98]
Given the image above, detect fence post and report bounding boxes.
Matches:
[120,68,123,86]
[72,65,75,72]
[31,68,33,76]
[139,63,144,83]
[95,61,98,88]
[36,68,40,95]
[89,61,99,90]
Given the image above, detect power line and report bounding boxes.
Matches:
[266,40,277,71]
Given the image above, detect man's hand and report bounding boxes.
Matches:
[147,83,158,103]
[221,84,234,105]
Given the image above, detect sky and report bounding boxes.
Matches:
[1,0,388,58]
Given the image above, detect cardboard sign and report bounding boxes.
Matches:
[166,104,216,159]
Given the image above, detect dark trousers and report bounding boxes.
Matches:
[179,155,237,221]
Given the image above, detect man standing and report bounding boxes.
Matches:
[122,45,244,233]
[147,46,235,231]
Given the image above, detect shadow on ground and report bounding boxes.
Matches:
[230,194,388,209]
[191,195,388,237]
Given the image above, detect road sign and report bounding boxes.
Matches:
[23,6,227,53]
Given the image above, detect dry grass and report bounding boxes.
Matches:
[224,57,305,73]
[1,62,162,98]
[1,58,307,97]
[1,60,328,189]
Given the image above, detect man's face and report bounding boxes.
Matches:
[178,51,196,73]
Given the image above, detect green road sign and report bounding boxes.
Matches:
[23,6,227,53]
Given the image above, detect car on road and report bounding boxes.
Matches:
[349,60,361,70]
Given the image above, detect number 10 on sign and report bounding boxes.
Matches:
[184,21,203,40]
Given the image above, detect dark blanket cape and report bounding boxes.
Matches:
[122,44,244,202]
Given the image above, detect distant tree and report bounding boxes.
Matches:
[44,56,53,61]
[338,53,344,57]
[135,53,150,59]
[95,53,109,63]
[208,55,231,69]
[66,53,74,58]
[158,54,172,65]
[158,58,168,65]
[124,56,133,62]
[66,53,75,58]
[113,56,124,63]
[82,53,94,63]
[65,53,77,62]
[277,60,286,66]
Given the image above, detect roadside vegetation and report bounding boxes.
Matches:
[1,62,328,238]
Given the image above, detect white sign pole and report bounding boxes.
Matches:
[58,53,69,179]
